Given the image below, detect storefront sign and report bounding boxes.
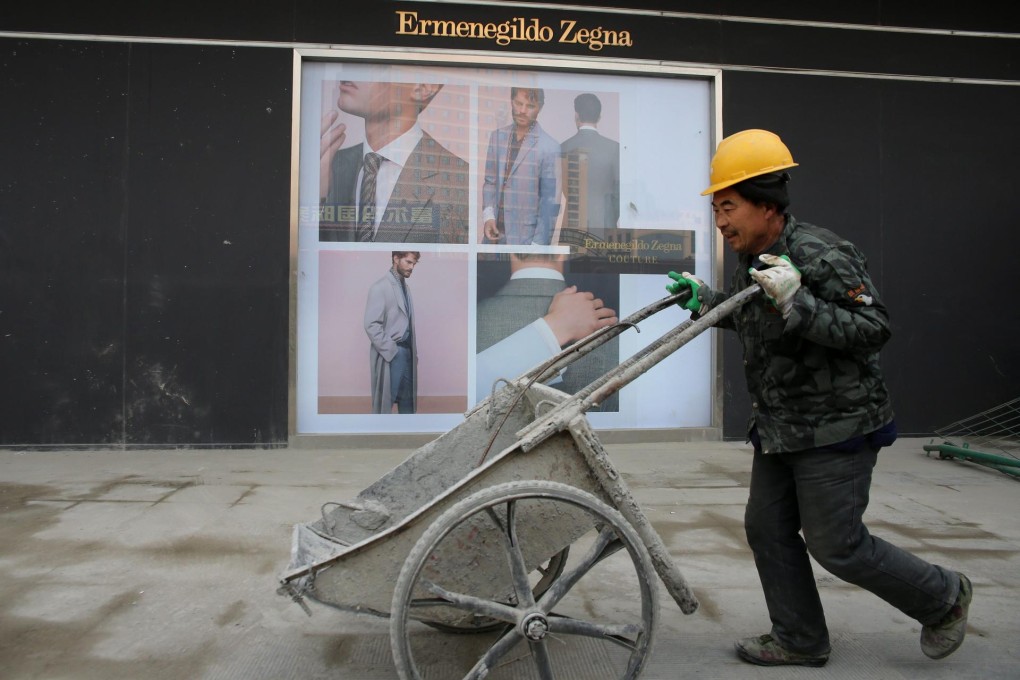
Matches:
[395,11,634,51]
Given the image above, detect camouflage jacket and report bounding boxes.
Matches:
[699,215,894,453]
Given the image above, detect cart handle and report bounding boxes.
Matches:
[516,284,763,451]
[476,291,695,466]
[521,290,693,387]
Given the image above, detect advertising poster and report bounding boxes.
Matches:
[296,59,715,434]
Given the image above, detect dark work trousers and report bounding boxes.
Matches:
[744,445,960,656]
[389,345,414,414]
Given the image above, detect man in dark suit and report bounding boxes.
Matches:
[319,81,469,243]
[560,93,620,238]
[475,253,620,410]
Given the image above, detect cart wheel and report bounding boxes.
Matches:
[390,480,658,680]
[422,546,569,634]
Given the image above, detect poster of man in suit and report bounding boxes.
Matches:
[318,79,470,244]
[296,61,715,435]
[560,93,621,239]
[480,87,562,246]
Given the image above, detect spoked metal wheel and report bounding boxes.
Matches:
[390,480,659,679]
[422,547,570,634]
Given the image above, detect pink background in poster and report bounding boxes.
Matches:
[317,250,468,404]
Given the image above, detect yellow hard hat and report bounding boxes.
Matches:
[701,129,798,195]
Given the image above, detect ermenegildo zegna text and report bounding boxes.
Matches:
[394,11,634,51]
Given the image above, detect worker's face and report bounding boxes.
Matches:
[511,90,542,131]
[393,253,419,279]
[337,81,416,121]
[711,187,776,255]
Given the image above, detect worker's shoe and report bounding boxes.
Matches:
[921,572,972,659]
[735,634,829,667]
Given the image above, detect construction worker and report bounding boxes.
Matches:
[667,129,971,666]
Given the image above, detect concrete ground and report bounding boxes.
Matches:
[1,436,1017,679]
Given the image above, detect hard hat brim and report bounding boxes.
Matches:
[701,162,799,196]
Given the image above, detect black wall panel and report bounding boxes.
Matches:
[0,2,299,43]
[876,81,1019,432]
[534,1,1020,34]
[720,71,1020,438]
[0,39,292,447]
[121,43,292,446]
[0,38,130,445]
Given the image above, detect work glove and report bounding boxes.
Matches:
[666,271,706,313]
[749,253,801,318]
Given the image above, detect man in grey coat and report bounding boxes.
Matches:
[364,251,419,413]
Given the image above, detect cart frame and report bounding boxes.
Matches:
[279,285,762,679]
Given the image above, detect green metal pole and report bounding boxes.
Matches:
[923,443,1020,478]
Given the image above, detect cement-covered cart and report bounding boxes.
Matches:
[279,286,761,679]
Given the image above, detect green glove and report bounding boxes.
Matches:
[666,271,704,313]
[749,253,801,317]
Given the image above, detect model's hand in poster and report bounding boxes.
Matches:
[320,111,347,202]
[474,254,620,410]
[544,285,617,346]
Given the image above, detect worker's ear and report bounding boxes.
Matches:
[412,83,443,105]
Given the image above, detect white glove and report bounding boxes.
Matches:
[750,254,801,318]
